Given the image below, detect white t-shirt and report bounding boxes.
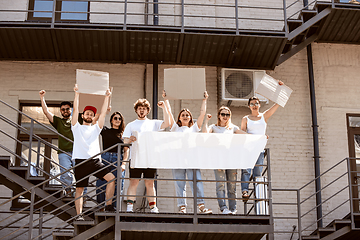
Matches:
[209,123,239,134]
[123,118,164,138]
[71,122,101,159]
[170,123,200,133]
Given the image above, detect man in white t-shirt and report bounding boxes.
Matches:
[71,84,116,220]
[123,98,170,213]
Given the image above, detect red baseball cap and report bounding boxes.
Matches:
[83,106,97,115]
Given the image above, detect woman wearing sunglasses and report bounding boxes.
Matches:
[202,106,245,214]
[240,80,284,201]
[96,111,129,209]
[163,91,212,214]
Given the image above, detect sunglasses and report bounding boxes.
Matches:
[60,108,70,111]
[220,113,230,117]
[113,117,122,121]
[249,102,260,107]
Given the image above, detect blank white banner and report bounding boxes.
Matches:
[131,132,267,169]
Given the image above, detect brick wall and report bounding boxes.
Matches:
[0,0,28,21]
[0,42,359,238]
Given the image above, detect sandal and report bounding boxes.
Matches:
[198,204,212,214]
[179,206,186,213]
[242,191,249,202]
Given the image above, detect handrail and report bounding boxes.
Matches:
[0,0,287,32]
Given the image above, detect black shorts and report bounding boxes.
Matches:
[129,168,156,179]
[74,158,110,187]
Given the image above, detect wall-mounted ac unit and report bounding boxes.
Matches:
[220,68,268,107]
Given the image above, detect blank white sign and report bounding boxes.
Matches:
[164,68,206,100]
[255,74,293,107]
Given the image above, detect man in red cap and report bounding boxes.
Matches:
[71,84,116,220]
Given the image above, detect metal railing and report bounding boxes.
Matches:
[272,157,360,239]
[0,0,289,33]
[0,98,274,239]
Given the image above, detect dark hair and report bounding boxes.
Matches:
[176,109,194,127]
[134,99,151,113]
[248,96,260,106]
[110,111,125,138]
[60,101,72,108]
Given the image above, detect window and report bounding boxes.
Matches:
[28,0,89,22]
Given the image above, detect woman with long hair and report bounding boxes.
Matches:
[202,106,245,214]
[164,91,212,214]
[96,110,129,208]
[240,80,284,201]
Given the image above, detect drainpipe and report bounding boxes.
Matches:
[303,0,322,229]
[307,44,323,228]
[152,62,158,119]
[153,0,159,25]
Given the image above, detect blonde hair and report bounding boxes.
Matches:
[216,106,232,129]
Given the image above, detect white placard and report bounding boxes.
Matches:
[76,69,109,95]
[255,74,293,107]
[131,131,267,169]
[164,68,206,100]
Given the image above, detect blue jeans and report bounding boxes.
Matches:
[58,152,75,189]
[214,169,237,211]
[96,152,125,206]
[58,152,87,194]
[241,151,265,192]
[172,169,205,207]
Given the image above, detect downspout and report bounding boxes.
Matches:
[303,0,322,229]
[152,62,158,119]
[306,42,323,228]
[153,0,159,25]
[302,0,322,229]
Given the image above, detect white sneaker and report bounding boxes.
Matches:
[126,203,134,212]
[221,209,232,214]
[150,206,159,213]
[231,209,237,215]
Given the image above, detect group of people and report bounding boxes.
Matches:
[38,80,283,219]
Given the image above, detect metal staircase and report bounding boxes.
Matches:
[278,0,360,65]
[302,214,360,239]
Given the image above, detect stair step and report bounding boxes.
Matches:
[318,227,335,238]
[302,235,320,239]
[333,219,352,230]
[315,2,331,12]
[0,155,10,168]
[53,230,73,240]
[287,19,303,32]
[73,220,95,226]
[301,10,318,22]
[27,176,46,185]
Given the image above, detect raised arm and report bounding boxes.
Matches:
[158,101,170,129]
[240,116,247,132]
[97,89,111,129]
[202,114,213,133]
[162,90,175,128]
[71,85,79,126]
[196,91,209,129]
[263,80,284,122]
[121,147,129,172]
[39,90,54,123]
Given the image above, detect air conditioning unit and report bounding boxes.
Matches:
[220,68,268,107]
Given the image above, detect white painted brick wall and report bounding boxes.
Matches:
[0,42,359,239]
[0,0,28,21]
